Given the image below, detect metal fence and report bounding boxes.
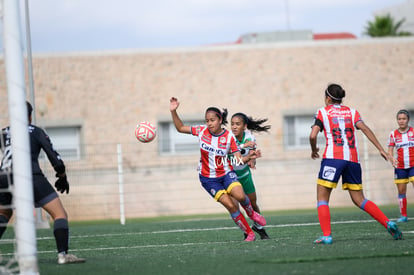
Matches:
[38,137,405,223]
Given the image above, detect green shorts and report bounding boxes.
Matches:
[234,166,256,195]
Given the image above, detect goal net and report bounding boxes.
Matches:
[0,0,39,274]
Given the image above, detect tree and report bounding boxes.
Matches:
[365,14,412,37]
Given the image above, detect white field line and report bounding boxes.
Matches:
[0,218,411,256]
[0,219,358,242]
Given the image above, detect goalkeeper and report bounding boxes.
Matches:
[0,101,85,264]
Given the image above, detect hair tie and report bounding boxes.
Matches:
[207,110,222,118]
[206,107,222,119]
[325,88,341,101]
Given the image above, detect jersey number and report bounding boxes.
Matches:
[332,127,355,148]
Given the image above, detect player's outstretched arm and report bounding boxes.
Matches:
[170,97,191,134]
[357,121,388,161]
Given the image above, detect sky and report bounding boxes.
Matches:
[0,0,408,53]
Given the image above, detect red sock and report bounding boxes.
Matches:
[232,212,253,234]
[240,197,254,217]
[361,199,389,228]
[317,201,331,236]
[399,194,407,217]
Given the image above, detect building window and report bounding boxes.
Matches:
[44,126,82,160]
[283,114,324,149]
[159,120,204,154]
[409,110,414,121]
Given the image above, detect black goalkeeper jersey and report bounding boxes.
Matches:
[0,125,65,176]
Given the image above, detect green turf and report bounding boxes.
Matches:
[1,206,414,274]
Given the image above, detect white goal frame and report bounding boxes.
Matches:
[2,0,39,274]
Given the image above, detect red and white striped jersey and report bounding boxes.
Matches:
[314,104,362,163]
[191,125,240,178]
[388,127,414,169]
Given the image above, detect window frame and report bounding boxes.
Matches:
[38,121,83,161]
[158,117,205,155]
[283,112,324,150]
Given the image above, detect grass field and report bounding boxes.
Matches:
[1,205,413,275]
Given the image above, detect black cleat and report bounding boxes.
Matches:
[252,224,270,239]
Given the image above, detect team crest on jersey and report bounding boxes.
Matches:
[409,131,413,137]
[218,136,227,149]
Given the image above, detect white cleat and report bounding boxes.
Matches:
[58,253,86,264]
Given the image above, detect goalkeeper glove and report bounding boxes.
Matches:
[55,174,70,194]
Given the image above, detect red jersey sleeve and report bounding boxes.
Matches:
[353,110,363,127]
[229,135,240,154]
[190,125,205,136]
[388,131,396,147]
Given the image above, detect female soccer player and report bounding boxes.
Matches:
[230,112,270,239]
[0,102,85,264]
[169,97,266,241]
[388,109,414,223]
[309,84,402,244]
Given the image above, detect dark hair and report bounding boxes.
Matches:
[396,109,410,121]
[27,101,33,119]
[325,83,346,103]
[231,112,271,132]
[205,107,228,125]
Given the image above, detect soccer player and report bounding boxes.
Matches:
[309,84,403,244]
[0,101,85,264]
[230,112,270,239]
[388,109,414,223]
[169,97,266,241]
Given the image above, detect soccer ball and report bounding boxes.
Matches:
[135,121,156,143]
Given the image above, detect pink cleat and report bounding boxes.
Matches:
[244,232,256,242]
[250,211,266,226]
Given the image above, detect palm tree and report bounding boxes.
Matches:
[365,14,412,37]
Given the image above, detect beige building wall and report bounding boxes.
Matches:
[1,37,414,221]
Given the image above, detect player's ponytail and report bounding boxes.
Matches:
[221,108,228,126]
[232,112,271,133]
[26,101,33,119]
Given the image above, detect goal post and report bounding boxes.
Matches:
[23,0,50,230]
[2,0,38,273]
